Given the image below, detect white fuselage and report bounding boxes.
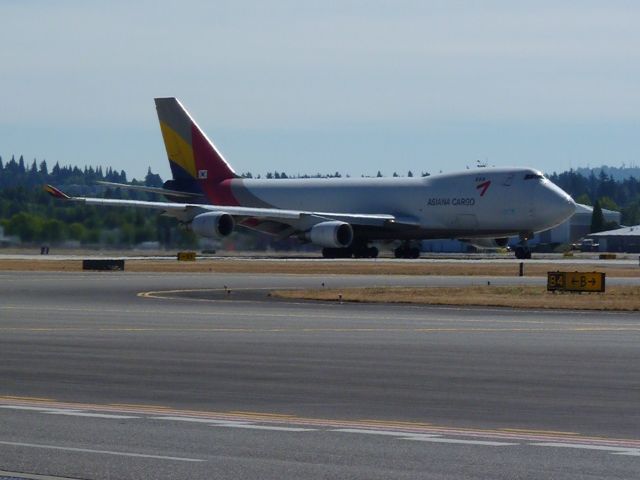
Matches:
[230,167,576,240]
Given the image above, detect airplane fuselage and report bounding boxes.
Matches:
[225,167,575,241]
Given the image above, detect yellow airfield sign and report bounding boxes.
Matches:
[547,271,605,293]
[177,251,197,261]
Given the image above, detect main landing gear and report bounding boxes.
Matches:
[394,242,421,259]
[322,244,379,259]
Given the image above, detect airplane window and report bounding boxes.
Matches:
[524,173,544,180]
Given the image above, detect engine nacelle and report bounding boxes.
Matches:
[307,221,353,248]
[462,237,510,249]
[190,212,235,239]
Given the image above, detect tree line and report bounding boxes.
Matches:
[0,154,639,247]
[548,169,640,227]
[0,155,193,247]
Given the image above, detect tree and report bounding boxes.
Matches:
[144,167,163,187]
[590,200,605,233]
[598,196,619,212]
[575,193,591,206]
[39,160,48,176]
[376,171,383,178]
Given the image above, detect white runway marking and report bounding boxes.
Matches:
[0,405,138,419]
[2,402,639,458]
[334,428,517,446]
[44,411,139,419]
[0,406,64,412]
[533,442,640,456]
[153,416,251,425]
[0,440,205,462]
[332,428,438,438]
[155,415,313,431]
[405,437,518,446]
[215,424,315,432]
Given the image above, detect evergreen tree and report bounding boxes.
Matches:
[575,193,591,206]
[144,167,163,187]
[598,196,619,212]
[590,201,605,233]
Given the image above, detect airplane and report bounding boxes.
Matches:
[45,97,576,259]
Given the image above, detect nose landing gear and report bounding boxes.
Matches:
[514,245,532,259]
[514,233,533,259]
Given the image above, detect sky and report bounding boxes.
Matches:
[1,0,639,181]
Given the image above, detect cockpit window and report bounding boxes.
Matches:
[524,173,544,180]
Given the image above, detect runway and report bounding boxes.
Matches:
[0,271,639,479]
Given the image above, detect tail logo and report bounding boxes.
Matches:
[198,170,208,179]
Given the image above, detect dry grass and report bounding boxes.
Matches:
[0,258,639,277]
[272,285,640,311]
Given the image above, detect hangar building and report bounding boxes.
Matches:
[586,225,640,253]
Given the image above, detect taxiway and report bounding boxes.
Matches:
[0,271,638,479]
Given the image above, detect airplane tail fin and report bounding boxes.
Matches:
[154,98,238,199]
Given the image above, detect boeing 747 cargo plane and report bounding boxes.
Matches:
[46,97,576,259]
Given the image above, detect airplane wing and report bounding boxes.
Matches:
[95,181,203,199]
[44,184,417,229]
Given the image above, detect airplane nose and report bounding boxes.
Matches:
[539,182,576,225]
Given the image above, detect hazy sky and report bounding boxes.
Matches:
[1,1,639,180]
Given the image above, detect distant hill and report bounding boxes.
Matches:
[575,165,640,181]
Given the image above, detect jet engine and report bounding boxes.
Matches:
[307,221,353,248]
[190,212,235,239]
[462,237,510,249]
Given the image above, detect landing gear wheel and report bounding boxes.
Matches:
[322,247,351,258]
[394,245,421,259]
[514,246,532,259]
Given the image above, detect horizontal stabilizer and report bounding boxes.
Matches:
[44,184,71,200]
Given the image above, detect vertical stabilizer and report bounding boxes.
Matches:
[154,97,238,203]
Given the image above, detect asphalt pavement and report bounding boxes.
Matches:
[0,271,638,479]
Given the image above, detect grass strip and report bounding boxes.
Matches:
[0,259,639,277]
[271,285,640,311]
